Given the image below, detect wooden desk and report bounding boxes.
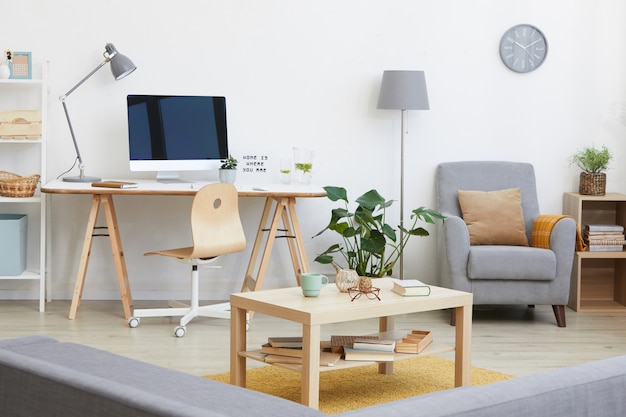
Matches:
[41,180,326,320]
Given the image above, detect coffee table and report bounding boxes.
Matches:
[230,278,473,410]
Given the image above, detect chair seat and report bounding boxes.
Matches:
[468,245,556,281]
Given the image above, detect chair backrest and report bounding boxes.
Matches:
[188,183,246,259]
[436,161,541,239]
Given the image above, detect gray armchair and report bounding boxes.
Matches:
[436,161,576,327]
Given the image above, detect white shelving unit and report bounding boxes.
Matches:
[0,64,47,312]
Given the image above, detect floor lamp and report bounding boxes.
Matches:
[60,43,137,182]
[376,70,430,279]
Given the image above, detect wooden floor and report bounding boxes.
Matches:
[1,299,625,378]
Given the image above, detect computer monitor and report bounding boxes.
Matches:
[127,95,229,182]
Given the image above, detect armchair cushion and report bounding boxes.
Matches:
[457,188,528,246]
[468,246,556,280]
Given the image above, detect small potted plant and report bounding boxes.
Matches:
[568,145,612,195]
[313,186,444,288]
[219,155,238,184]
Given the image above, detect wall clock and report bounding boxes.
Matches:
[499,24,548,73]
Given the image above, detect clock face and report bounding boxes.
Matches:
[499,24,548,73]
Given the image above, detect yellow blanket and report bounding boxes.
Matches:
[532,214,586,252]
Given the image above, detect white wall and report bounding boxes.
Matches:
[2,0,625,301]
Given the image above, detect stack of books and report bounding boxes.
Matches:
[261,336,341,366]
[260,336,303,364]
[584,224,626,252]
[331,335,395,361]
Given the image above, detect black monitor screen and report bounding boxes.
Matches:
[127,95,228,162]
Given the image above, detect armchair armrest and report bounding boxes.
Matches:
[547,217,577,282]
[439,214,472,291]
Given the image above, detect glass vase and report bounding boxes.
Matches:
[333,266,359,292]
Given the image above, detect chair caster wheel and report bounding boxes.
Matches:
[128,317,140,328]
[174,326,186,338]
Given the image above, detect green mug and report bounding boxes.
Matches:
[301,273,329,297]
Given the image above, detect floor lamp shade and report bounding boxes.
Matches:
[377,70,430,111]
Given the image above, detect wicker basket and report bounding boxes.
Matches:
[579,172,606,196]
[0,171,40,198]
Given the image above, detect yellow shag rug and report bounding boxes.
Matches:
[205,356,513,415]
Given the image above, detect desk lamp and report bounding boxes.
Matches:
[377,70,429,279]
[60,43,137,182]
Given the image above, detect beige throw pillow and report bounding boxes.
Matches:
[457,188,528,246]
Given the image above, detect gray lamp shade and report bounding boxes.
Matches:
[377,70,430,110]
[105,43,137,80]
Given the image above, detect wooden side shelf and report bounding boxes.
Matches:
[563,192,626,312]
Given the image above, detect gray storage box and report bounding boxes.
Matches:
[0,214,27,275]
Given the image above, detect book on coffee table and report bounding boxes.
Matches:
[390,279,431,296]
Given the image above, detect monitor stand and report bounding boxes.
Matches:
[155,171,190,184]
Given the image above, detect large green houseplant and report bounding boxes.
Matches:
[313,186,444,278]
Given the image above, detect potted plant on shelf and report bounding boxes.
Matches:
[219,155,238,184]
[313,186,444,290]
[568,145,613,196]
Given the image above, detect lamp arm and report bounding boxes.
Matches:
[60,99,84,169]
[58,58,110,177]
[60,58,110,100]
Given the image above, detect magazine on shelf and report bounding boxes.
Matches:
[267,336,302,348]
[343,347,394,362]
[584,224,624,233]
[352,338,396,352]
[587,245,624,252]
[260,343,303,358]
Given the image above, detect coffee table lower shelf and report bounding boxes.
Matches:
[239,341,453,373]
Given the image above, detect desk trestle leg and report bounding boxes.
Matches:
[241,197,309,295]
[68,195,134,320]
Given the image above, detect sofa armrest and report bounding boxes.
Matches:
[548,217,576,300]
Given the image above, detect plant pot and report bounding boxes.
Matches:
[579,172,606,196]
[219,169,236,184]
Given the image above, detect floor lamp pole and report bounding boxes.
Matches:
[399,109,407,280]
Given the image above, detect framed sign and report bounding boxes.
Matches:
[10,51,31,79]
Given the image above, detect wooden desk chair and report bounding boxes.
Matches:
[128,183,246,337]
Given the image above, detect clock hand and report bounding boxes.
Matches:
[513,41,527,49]
[525,39,542,48]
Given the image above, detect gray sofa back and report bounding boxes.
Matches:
[1,336,625,417]
[0,336,322,417]
[346,354,626,417]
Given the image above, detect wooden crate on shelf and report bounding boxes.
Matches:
[395,330,433,354]
[0,110,41,139]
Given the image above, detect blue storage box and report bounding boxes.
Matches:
[0,214,27,275]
